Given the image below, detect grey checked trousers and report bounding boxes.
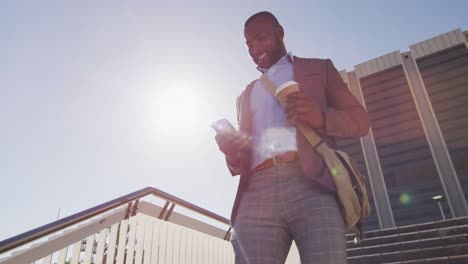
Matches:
[231,161,347,264]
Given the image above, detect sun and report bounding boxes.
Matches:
[153,85,205,137]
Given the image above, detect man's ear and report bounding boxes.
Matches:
[275,25,284,38]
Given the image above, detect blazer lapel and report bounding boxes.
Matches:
[239,82,255,177]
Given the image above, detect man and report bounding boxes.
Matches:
[215,11,369,264]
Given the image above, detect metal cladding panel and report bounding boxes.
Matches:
[417,44,468,202]
[410,29,466,60]
[359,65,447,226]
[355,51,403,78]
[339,70,349,84]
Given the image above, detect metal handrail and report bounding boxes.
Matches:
[0,186,230,254]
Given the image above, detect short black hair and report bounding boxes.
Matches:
[244,11,280,28]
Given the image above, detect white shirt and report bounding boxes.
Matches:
[249,52,297,169]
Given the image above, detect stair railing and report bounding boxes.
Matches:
[0,186,232,264]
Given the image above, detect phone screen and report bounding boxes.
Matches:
[211,118,236,134]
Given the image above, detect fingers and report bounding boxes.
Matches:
[286,91,306,101]
[284,92,324,128]
[233,133,250,152]
[285,92,309,109]
[286,91,309,103]
[215,131,250,157]
[238,135,250,151]
[285,97,314,120]
[288,112,312,122]
[286,100,314,113]
[216,135,237,155]
[286,107,314,120]
[215,132,235,145]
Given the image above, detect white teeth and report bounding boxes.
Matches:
[258,53,267,60]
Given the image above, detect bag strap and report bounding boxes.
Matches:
[258,74,325,149]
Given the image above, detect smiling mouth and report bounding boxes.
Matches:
[257,53,267,62]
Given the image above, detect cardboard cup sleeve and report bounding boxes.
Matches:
[276,82,300,107]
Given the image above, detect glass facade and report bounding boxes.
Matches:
[359,66,448,226]
[338,29,468,230]
[417,44,468,202]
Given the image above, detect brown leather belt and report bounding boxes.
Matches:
[251,151,299,174]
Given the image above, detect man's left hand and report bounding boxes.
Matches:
[285,91,325,129]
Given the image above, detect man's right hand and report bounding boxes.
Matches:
[215,131,250,164]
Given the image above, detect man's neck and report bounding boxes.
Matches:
[257,52,293,73]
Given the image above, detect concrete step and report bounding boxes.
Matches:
[376,254,468,264]
[348,233,468,257]
[347,217,468,242]
[347,224,468,249]
[347,243,468,264]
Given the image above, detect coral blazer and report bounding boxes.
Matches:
[227,57,370,224]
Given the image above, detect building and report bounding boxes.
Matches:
[338,28,468,230]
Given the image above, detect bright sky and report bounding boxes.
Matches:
[1,0,467,241]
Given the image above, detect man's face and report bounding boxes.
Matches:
[244,17,285,69]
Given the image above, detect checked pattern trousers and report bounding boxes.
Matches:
[231,160,347,264]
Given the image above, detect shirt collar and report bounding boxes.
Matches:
[257,52,294,73]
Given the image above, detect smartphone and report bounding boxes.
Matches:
[211,118,237,134]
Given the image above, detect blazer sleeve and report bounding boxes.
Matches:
[321,59,370,138]
[225,93,243,176]
[226,156,241,176]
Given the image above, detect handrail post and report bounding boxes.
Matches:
[163,204,176,221]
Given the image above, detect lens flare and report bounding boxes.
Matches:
[399,193,411,205]
[331,167,339,177]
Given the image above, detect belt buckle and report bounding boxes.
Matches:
[272,152,286,167]
[272,155,278,166]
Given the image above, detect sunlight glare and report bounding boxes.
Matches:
[153,82,205,137]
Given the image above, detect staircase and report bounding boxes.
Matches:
[347,217,468,264]
[2,187,468,263]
